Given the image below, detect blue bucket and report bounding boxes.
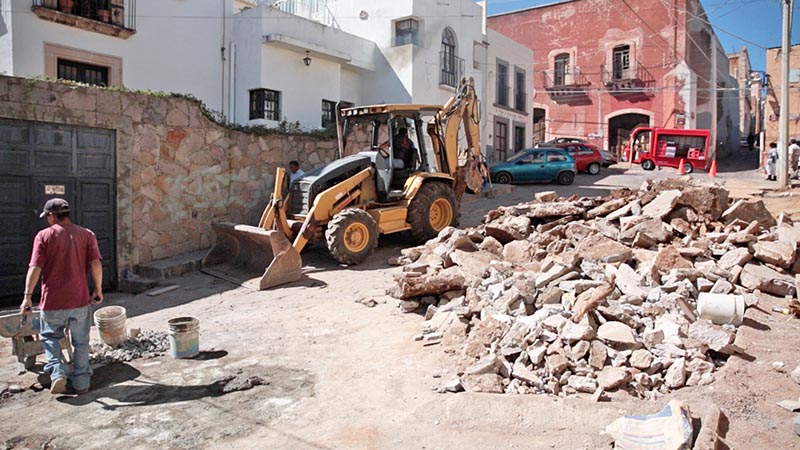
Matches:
[168,317,199,359]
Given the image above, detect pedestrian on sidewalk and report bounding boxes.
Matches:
[789,139,800,179]
[747,132,756,151]
[766,142,778,181]
[20,198,103,395]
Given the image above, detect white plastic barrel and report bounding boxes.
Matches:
[696,293,745,326]
[93,306,128,347]
[168,317,199,359]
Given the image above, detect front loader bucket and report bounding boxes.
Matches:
[202,222,302,290]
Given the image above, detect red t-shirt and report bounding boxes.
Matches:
[29,224,102,310]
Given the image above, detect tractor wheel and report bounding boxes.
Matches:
[325,208,379,265]
[407,182,458,243]
[642,159,656,171]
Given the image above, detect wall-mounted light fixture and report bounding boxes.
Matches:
[303,51,312,67]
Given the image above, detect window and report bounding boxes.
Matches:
[578,145,596,155]
[249,88,281,121]
[613,45,631,80]
[514,68,526,111]
[57,58,109,86]
[513,125,525,152]
[554,53,570,86]
[440,28,458,87]
[395,18,419,46]
[321,100,337,128]
[497,60,509,107]
[547,151,568,162]
[523,150,545,164]
[494,120,508,161]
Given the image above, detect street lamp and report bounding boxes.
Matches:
[303,51,312,67]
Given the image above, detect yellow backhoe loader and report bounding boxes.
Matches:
[202,77,486,289]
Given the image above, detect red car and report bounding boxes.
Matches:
[553,143,604,175]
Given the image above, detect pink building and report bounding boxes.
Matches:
[487,0,739,157]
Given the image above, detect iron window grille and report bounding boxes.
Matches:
[57,58,109,86]
[514,68,526,111]
[32,0,137,30]
[497,61,509,107]
[249,88,281,121]
[395,18,419,46]
[321,99,336,128]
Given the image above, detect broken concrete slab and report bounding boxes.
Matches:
[740,263,797,297]
[641,189,682,219]
[722,199,776,228]
[753,241,796,269]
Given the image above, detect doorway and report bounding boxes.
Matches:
[608,113,650,156]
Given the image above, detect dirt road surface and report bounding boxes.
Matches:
[2,160,800,449]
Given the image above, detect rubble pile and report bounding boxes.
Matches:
[389,178,798,398]
[90,330,169,365]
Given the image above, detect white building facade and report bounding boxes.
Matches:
[0,0,533,160]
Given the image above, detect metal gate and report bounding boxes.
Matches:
[0,119,116,298]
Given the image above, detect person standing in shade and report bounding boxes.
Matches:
[19,198,103,395]
[288,160,305,183]
[746,132,756,152]
[766,142,779,181]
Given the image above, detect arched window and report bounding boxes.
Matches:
[440,28,459,87]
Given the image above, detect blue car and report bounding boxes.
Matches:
[490,148,577,185]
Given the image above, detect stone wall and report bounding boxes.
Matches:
[0,76,338,273]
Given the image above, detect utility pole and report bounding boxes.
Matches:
[778,0,793,188]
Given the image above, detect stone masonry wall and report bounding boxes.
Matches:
[0,76,338,273]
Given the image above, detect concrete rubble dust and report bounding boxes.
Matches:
[388,178,799,398]
[89,330,170,365]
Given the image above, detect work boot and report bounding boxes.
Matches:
[50,377,67,395]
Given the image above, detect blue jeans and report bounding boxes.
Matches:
[40,305,92,392]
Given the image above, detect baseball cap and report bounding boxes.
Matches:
[40,198,70,218]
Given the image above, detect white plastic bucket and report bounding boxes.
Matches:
[697,293,745,326]
[93,306,128,347]
[168,317,199,359]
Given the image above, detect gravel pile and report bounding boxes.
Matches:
[90,329,170,365]
[388,178,798,399]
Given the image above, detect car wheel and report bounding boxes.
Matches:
[683,162,694,174]
[495,172,512,184]
[557,171,574,185]
[642,160,656,171]
[587,162,601,175]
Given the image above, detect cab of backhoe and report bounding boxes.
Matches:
[340,106,443,201]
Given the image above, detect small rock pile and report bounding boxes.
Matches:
[388,178,798,398]
[90,330,170,365]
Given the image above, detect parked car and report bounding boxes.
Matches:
[598,149,619,167]
[552,143,604,175]
[537,137,588,147]
[490,148,576,185]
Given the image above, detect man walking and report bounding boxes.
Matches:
[19,198,103,395]
[789,139,800,179]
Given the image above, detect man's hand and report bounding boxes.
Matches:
[91,289,104,305]
[19,297,33,315]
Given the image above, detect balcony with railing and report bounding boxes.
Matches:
[32,0,136,38]
[542,68,591,96]
[273,0,339,29]
[440,51,464,88]
[601,60,655,95]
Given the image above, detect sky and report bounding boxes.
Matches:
[481,0,800,72]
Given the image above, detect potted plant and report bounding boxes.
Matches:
[97,8,110,22]
[58,0,73,13]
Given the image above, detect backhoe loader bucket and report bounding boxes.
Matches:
[202,222,302,290]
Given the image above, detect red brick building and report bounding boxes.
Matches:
[487,0,739,157]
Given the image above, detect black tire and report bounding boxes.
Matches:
[642,159,656,171]
[683,161,694,174]
[494,172,512,184]
[407,182,459,243]
[325,208,379,265]
[587,162,601,175]
[557,171,575,185]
